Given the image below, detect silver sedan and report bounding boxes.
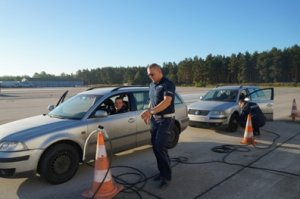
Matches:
[188,85,274,131]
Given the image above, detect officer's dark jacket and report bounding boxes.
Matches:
[239,102,266,128]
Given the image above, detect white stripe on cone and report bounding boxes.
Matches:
[93,170,112,183]
[96,145,107,158]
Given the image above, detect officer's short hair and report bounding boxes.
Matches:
[148,63,161,70]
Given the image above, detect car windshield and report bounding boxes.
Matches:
[202,89,238,102]
[48,94,101,119]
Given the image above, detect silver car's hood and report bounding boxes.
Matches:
[188,100,236,111]
[0,115,81,141]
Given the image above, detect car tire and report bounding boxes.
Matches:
[227,113,239,132]
[38,143,80,184]
[167,124,180,149]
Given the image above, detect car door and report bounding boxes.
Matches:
[48,90,69,111]
[247,88,274,120]
[132,91,152,146]
[85,94,137,156]
[56,90,69,106]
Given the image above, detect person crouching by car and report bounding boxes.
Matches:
[238,93,266,136]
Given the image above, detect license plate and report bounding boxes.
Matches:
[198,116,207,122]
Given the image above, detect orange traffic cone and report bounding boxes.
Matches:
[291,98,298,121]
[241,114,256,145]
[82,130,123,199]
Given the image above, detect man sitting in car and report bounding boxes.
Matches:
[111,97,128,114]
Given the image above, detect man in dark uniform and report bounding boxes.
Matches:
[141,63,175,190]
[238,94,266,136]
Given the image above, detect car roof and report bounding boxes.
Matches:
[79,86,149,95]
[213,85,258,90]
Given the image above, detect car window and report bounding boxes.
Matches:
[110,94,129,111]
[174,94,184,104]
[133,91,150,111]
[248,88,273,101]
[245,88,256,97]
[247,88,257,93]
[202,89,238,102]
[132,91,183,111]
[49,94,99,119]
[249,90,263,100]
[97,94,130,115]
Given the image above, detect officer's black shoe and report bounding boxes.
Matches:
[254,132,260,136]
[253,128,261,136]
[159,179,170,190]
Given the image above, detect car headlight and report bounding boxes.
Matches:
[0,141,28,152]
[210,111,225,115]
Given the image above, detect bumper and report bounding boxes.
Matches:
[179,117,190,131]
[188,114,227,124]
[0,149,44,178]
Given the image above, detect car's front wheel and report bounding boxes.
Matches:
[227,113,239,132]
[38,143,80,184]
[167,124,180,149]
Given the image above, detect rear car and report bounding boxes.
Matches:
[0,86,189,184]
[188,85,274,131]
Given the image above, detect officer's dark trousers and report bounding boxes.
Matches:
[150,117,175,181]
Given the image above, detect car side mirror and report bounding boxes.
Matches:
[199,96,203,100]
[48,105,55,111]
[94,110,108,118]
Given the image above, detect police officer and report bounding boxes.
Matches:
[238,93,266,136]
[141,63,175,190]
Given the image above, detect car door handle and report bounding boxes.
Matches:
[128,118,136,123]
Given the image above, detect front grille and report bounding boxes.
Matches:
[0,168,15,177]
[188,109,209,116]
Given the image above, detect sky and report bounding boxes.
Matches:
[0,0,299,77]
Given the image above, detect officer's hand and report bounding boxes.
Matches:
[141,110,151,125]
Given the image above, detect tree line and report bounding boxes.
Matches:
[1,45,300,86]
[75,44,300,86]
